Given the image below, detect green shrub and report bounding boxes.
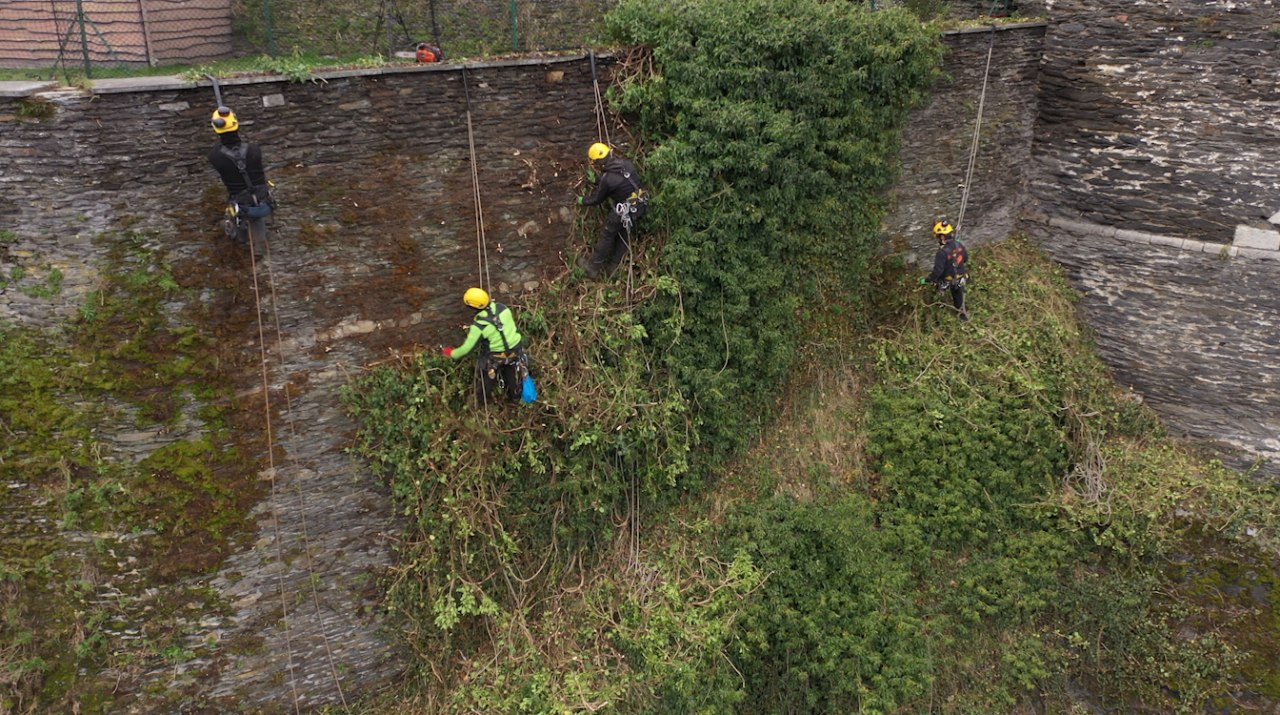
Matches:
[609,0,943,463]
[343,3,946,698]
[722,496,929,715]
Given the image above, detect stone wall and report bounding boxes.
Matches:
[1028,215,1280,472]
[884,22,1047,259]
[0,55,612,712]
[1031,0,1280,240]
[1022,0,1280,475]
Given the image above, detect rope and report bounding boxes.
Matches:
[462,68,492,295]
[956,25,996,237]
[247,222,349,709]
[246,234,303,715]
[259,238,351,709]
[589,50,610,147]
[461,67,497,409]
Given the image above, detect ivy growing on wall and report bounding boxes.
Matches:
[342,1,945,711]
[609,0,943,463]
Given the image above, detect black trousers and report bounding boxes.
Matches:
[946,284,967,316]
[476,354,523,403]
[588,212,630,274]
[229,205,270,255]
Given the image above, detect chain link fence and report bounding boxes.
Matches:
[0,0,1041,83]
[0,0,613,82]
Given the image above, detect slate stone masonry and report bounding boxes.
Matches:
[0,55,612,711]
[883,23,1048,260]
[1031,0,1280,240]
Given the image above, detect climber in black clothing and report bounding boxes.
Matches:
[207,106,274,253]
[925,221,970,321]
[575,143,648,280]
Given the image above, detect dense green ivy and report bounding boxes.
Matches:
[608,0,943,461]
[343,2,945,710]
[724,497,929,715]
[700,239,1273,715]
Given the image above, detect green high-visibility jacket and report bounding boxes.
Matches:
[452,302,524,359]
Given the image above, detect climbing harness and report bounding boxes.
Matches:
[219,142,276,215]
[472,303,530,401]
[955,26,996,236]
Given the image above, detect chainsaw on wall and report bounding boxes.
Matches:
[393,43,444,62]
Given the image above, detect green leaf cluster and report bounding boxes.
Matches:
[725,497,929,715]
[609,0,943,461]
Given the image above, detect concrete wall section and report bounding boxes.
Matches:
[1031,0,1280,240]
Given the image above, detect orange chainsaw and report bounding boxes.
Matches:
[393,43,444,62]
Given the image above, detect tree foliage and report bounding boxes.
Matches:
[343,2,946,711]
[609,0,943,460]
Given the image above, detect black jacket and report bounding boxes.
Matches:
[208,133,268,201]
[929,238,969,283]
[582,156,645,207]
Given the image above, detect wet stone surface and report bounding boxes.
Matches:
[1026,218,1280,475]
[0,57,609,711]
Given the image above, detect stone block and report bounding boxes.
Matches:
[1269,209,1280,226]
[1115,228,1152,244]
[1147,234,1185,249]
[0,81,57,97]
[1232,225,1280,251]
[1235,247,1280,261]
[90,76,193,94]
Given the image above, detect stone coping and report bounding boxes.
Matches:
[1,52,601,98]
[0,80,58,98]
[1032,214,1280,262]
[94,53,596,96]
[944,20,1049,36]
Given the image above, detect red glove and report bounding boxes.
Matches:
[443,346,454,358]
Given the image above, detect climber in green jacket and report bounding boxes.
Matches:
[443,287,529,403]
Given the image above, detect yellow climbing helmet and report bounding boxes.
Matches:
[463,287,490,309]
[588,142,611,161]
[933,221,955,236]
[211,106,239,134]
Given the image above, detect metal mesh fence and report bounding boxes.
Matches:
[0,0,612,81]
[0,0,1040,82]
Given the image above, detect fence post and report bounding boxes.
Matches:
[382,0,394,58]
[510,0,517,51]
[429,0,439,49]
[264,0,276,57]
[76,0,92,78]
[137,0,156,66]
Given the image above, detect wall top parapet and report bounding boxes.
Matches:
[1031,214,1280,263]
[0,80,57,98]
[943,21,1048,36]
[1,52,606,99]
